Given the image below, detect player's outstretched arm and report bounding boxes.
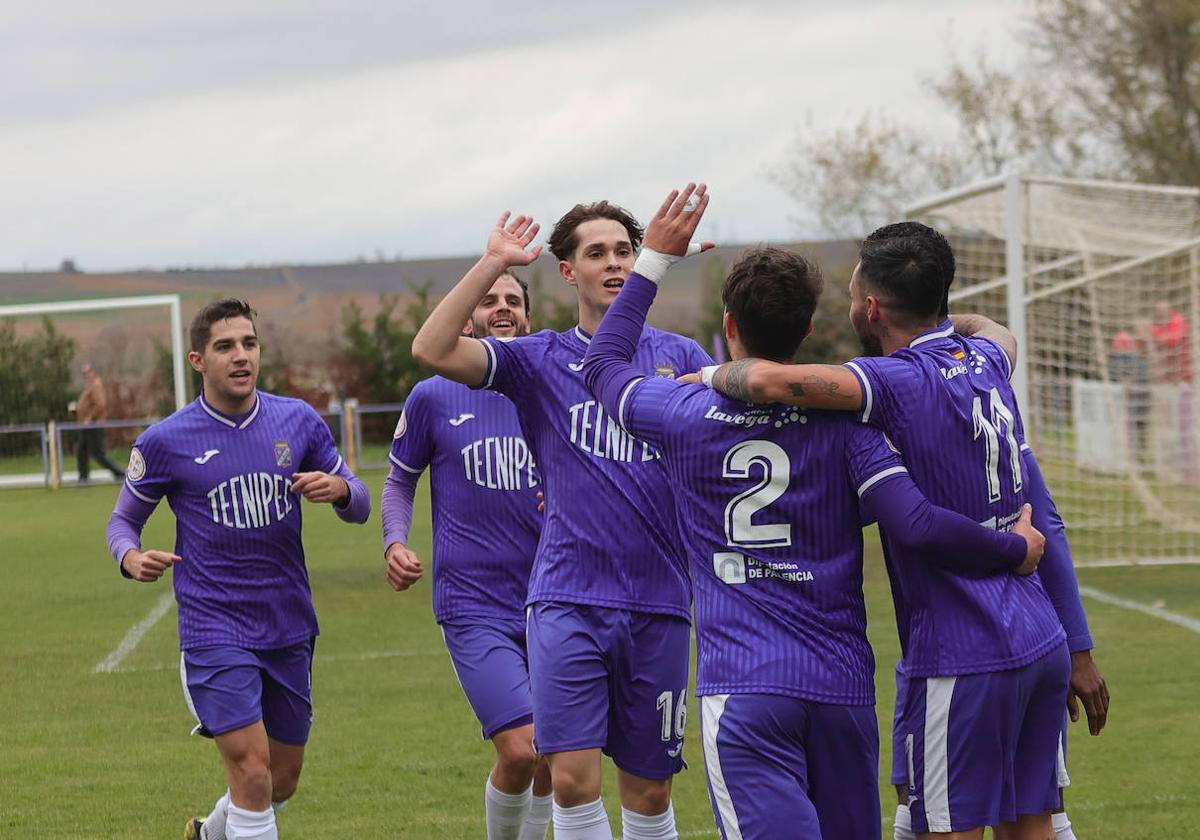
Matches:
[681,359,864,410]
[950,313,1018,367]
[381,465,424,591]
[861,476,1042,575]
[584,183,714,430]
[1022,447,1109,735]
[107,487,179,582]
[412,212,541,387]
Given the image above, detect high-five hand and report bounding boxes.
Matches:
[485,212,542,268]
[644,183,715,256]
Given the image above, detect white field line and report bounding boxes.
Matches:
[92,590,175,673]
[1078,585,1200,634]
[99,647,445,675]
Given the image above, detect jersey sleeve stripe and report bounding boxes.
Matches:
[124,480,160,504]
[616,377,645,430]
[480,339,498,390]
[387,452,421,474]
[856,465,908,498]
[331,454,344,474]
[844,361,873,424]
[979,338,1014,380]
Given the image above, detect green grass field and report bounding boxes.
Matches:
[1,473,1198,838]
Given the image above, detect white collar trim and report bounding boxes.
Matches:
[200,393,260,430]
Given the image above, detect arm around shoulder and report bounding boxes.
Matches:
[706,360,863,409]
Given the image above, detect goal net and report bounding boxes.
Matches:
[907,175,1200,565]
[0,294,188,489]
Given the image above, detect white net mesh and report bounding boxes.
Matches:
[0,296,184,488]
[912,176,1200,565]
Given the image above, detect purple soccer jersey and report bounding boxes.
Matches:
[477,326,713,618]
[583,274,1030,705]
[115,392,363,649]
[387,376,541,623]
[846,323,1066,677]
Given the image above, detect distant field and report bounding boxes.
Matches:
[1,475,1197,838]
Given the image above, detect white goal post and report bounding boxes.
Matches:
[906,174,1200,565]
[0,293,187,488]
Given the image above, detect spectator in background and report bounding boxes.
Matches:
[1109,329,1151,464]
[75,363,122,482]
[1150,303,1193,382]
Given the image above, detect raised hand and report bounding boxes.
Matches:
[643,183,715,256]
[484,212,542,268]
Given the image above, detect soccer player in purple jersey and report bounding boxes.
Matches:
[582,183,1046,840]
[691,230,1103,839]
[382,271,553,840]
[412,204,713,840]
[862,222,1107,840]
[105,299,370,840]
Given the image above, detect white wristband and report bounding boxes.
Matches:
[632,243,704,284]
[700,365,719,387]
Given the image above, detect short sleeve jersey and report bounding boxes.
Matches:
[478,325,713,619]
[125,392,342,650]
[389,376,541,623]
[618,376,908,706]
[845,321,1066,677]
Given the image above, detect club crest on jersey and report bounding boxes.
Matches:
[654,364,676,379]
[126,447,146,481]
[274,439,293,468]
[394,410,407,439]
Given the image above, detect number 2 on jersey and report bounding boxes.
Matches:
[972,387,1022,503]
[722,440,792,549]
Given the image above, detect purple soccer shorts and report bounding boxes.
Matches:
[700,693,880,840]
[180,639,315,746]
[441,617,535,740]
[526,600,690,780]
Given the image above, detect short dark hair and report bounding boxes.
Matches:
[857,235,944,323]
[865,222,955,317]
[722,247,824,362]
[189,298,258,353]
[547,201,643,261]
[501,270,532,314]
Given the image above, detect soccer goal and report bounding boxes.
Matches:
[906,174,1200,565]
[0,294,188,489]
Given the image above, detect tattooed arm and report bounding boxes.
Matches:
[696,359,864,409]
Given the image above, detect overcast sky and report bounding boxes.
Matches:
[1,1,1024,271]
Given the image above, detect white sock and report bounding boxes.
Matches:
[621,803,677,840]
[225,803,277,840]
[553,797,614,840]
[893,803,916,840]
[1053,811,1079,840]
[519,793,553,840]
[271,798,288,815]
[486,779,532,840]
[201,790,229,840]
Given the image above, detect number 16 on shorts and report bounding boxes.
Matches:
[658,689,687,758]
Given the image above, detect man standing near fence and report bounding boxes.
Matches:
[75,362,122,482]
[382,270,553,840]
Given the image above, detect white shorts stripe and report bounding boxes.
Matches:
[178,653,205,736]
[1056,727,1071,789]
[923,677,956,832]
[700,694,743,840]
[857,465,908,498]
